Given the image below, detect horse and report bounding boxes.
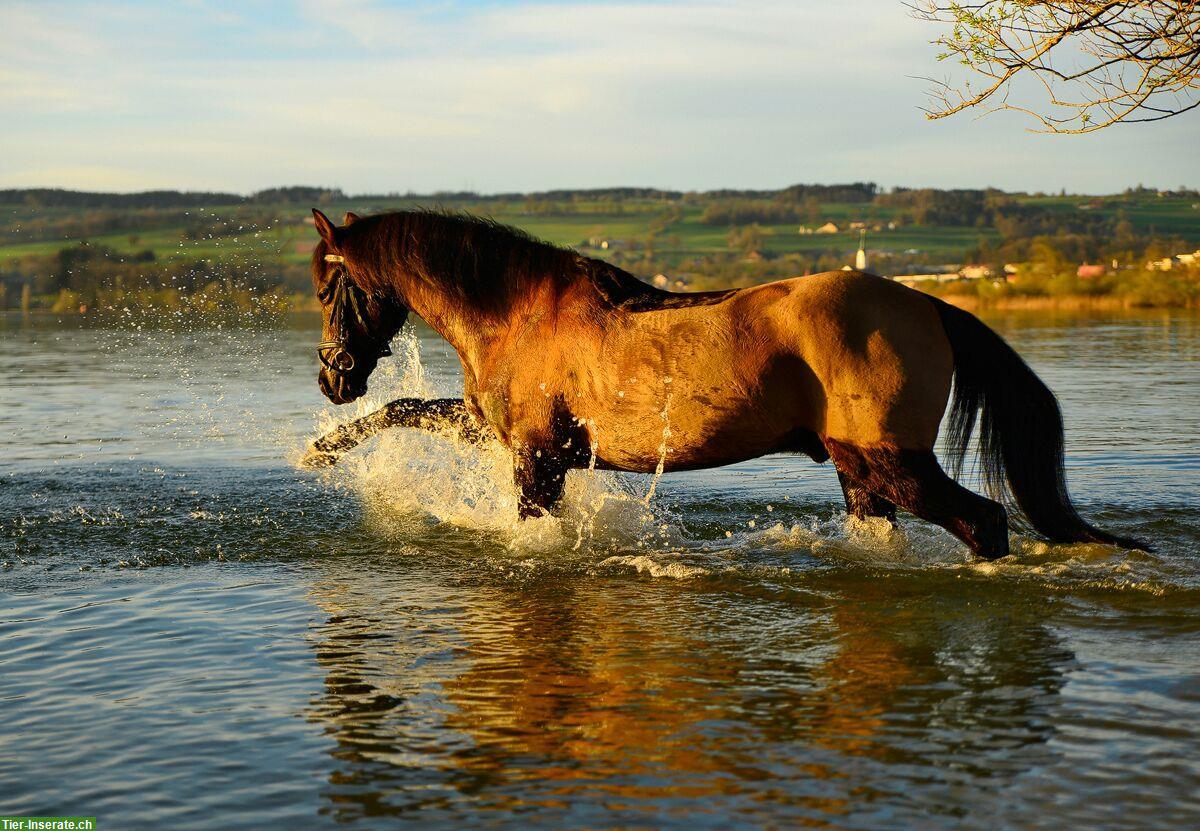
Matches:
[303,207,1147,559]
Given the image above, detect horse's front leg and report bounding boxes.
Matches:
[301,397,489,467]
[512,443,570,519]
[508,396,597,519]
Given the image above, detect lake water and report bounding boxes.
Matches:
[2,309,1198,829]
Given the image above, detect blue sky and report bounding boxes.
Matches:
[1,0,1196,194]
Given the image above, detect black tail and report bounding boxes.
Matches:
[932,299,1148,551]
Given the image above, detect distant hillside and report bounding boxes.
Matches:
[0,188,245,209]
[0,182,1196,312]
[0,181,891,210]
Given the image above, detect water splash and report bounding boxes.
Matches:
[307,329,686,558]
[642,390,672,504]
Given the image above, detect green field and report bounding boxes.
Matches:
[0,199,1037,268]
[5,194,1195,269]
[1,187,1197,311]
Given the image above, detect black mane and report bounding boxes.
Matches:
[337,210,734,316]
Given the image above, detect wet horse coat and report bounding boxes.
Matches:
[306,208,1146,559]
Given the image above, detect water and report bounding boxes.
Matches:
[2,309,1198,829]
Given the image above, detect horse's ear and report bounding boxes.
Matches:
[343,211,361,225]
[312,208,339,248]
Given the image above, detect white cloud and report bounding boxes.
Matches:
[1,0,1195,193]
[294,0,429,50]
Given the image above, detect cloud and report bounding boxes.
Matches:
[294,0,430,50]
[0,163,168,191]
[1,0,1195,193]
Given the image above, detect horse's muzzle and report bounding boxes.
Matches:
[318,368,367,405]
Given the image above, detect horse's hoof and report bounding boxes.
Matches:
[300,448,339,468]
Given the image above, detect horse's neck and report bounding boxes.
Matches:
[376,232,595,368]
[392,278,474,356]
[382,260,514,369]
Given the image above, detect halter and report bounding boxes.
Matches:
[317,254,393,374]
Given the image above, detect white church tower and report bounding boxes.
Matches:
[854,229,868,271]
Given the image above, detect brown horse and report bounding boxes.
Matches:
[304,208,1146,559]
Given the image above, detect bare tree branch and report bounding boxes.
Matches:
[912,1,1200,133]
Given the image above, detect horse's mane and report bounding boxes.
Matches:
[337,210,733,316]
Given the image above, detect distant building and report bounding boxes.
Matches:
[1077,264,1107,279]
[959,265,993,280]
[893,274,959,285]
[1144,251,1200,270]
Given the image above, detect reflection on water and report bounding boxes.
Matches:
[2,310,1200,829]
[303,562,1082,826]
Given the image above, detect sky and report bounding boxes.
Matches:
[1,0,1196,195]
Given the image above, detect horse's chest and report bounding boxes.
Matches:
[469,387,513,444]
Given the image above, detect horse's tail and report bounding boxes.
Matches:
[932,298,1148,551]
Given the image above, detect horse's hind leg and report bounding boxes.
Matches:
[826,440,1009,559]
[837,470,896,523]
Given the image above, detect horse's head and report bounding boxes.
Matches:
[311,209,408,404]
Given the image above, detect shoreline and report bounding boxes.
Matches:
[918,292,1197,313]
[3,290,1198,318]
